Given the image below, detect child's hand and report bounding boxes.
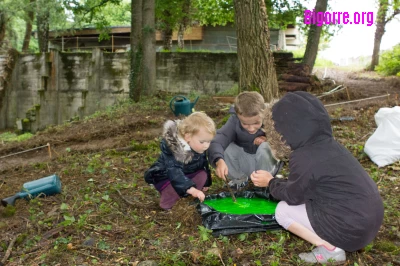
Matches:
[250,170,273,187]
[187,187,206,202]
[202,187,209,192]
[215,159,229,180]
[254,136,267,145]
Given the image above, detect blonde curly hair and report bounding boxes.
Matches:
[263,99,291,160]
[178,112,216,137]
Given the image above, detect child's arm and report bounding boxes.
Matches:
[215,159,228,180]
[186,187,205,202]
[208,116,237,168]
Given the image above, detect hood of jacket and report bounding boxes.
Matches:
[162,120,194,164]
[272,91,332,151]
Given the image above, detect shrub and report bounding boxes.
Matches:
[376,44,400,76]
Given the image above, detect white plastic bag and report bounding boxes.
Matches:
[364,106,400,167]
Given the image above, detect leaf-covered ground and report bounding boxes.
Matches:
[0,69,399,266]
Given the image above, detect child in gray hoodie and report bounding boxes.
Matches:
[208,91,279,190]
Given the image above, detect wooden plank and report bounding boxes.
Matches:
[50,26,203,41]
[155,26,203,41]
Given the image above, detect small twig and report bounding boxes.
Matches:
[74,250,100,261]
[376,175,384,185]
[345,87,351,100]
[218,253,226,266]
[116,189,152,206]
[1,234,19,264]
[358,131,374,141]
[223,175,237,202]
[47,143,52,159]
[325,94,390,107]
[50,146,61,157]
[116,189,136,206]
[74,245,117,255]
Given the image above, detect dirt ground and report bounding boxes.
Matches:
[0,67,399,266]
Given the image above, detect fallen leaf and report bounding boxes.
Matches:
[230,248,243,258]
[206,247,222,257]
[190,251,201,263]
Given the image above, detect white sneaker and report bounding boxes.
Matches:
[299,246,346,264]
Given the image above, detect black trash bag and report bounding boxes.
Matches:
[196,189,282,236]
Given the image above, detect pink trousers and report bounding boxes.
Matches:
[159,170,208,210]
[274,201,316,233]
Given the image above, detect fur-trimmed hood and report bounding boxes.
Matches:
[162,120,194,164]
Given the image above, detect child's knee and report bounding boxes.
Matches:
[275,201,293,229]
[256,142,273,157]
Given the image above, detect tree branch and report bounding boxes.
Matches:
[384,9,400,24]
[1,234,19,265]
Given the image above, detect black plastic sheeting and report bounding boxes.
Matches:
[197,189,282,236]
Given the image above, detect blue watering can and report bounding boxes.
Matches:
[1,174,62,206]
[169,95,199,116]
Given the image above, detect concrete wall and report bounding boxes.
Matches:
[0,49,130,132]
[0,50,291,132]
[157,52,238,94]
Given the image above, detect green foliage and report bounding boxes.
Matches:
[0,132,33,143]
[192,0,305,28]
[197,225,213,241]
[376,44,400,76]
[192,0,234,26]
[1,205,16,217]
[265,0,306,29]
[315,57,335,67]
[156,0,190,31]
[63,0,128,41]
[216,84,238,96]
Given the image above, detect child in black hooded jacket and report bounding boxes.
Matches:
[251,91,384,264]
[144,112,216,210]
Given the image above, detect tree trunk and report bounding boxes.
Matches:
[130,0,143,101]
[302,0,328,74]
[161,25,173,50]
[177,24,185,49]
[36,10,49,52]
[234,0,279,102]
[177,0,191,50]
[142,0,156,95]
[369,0,388,71]
[0,12,8,47]
[22,0,35,53]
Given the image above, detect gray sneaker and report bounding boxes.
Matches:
[299,246,346,264]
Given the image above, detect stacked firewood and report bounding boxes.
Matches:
[275,55,322,92]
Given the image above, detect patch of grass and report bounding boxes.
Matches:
[375,240,398,253]
[1,205,16,217]
[0,132,34,143]
[215,84,239,96]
